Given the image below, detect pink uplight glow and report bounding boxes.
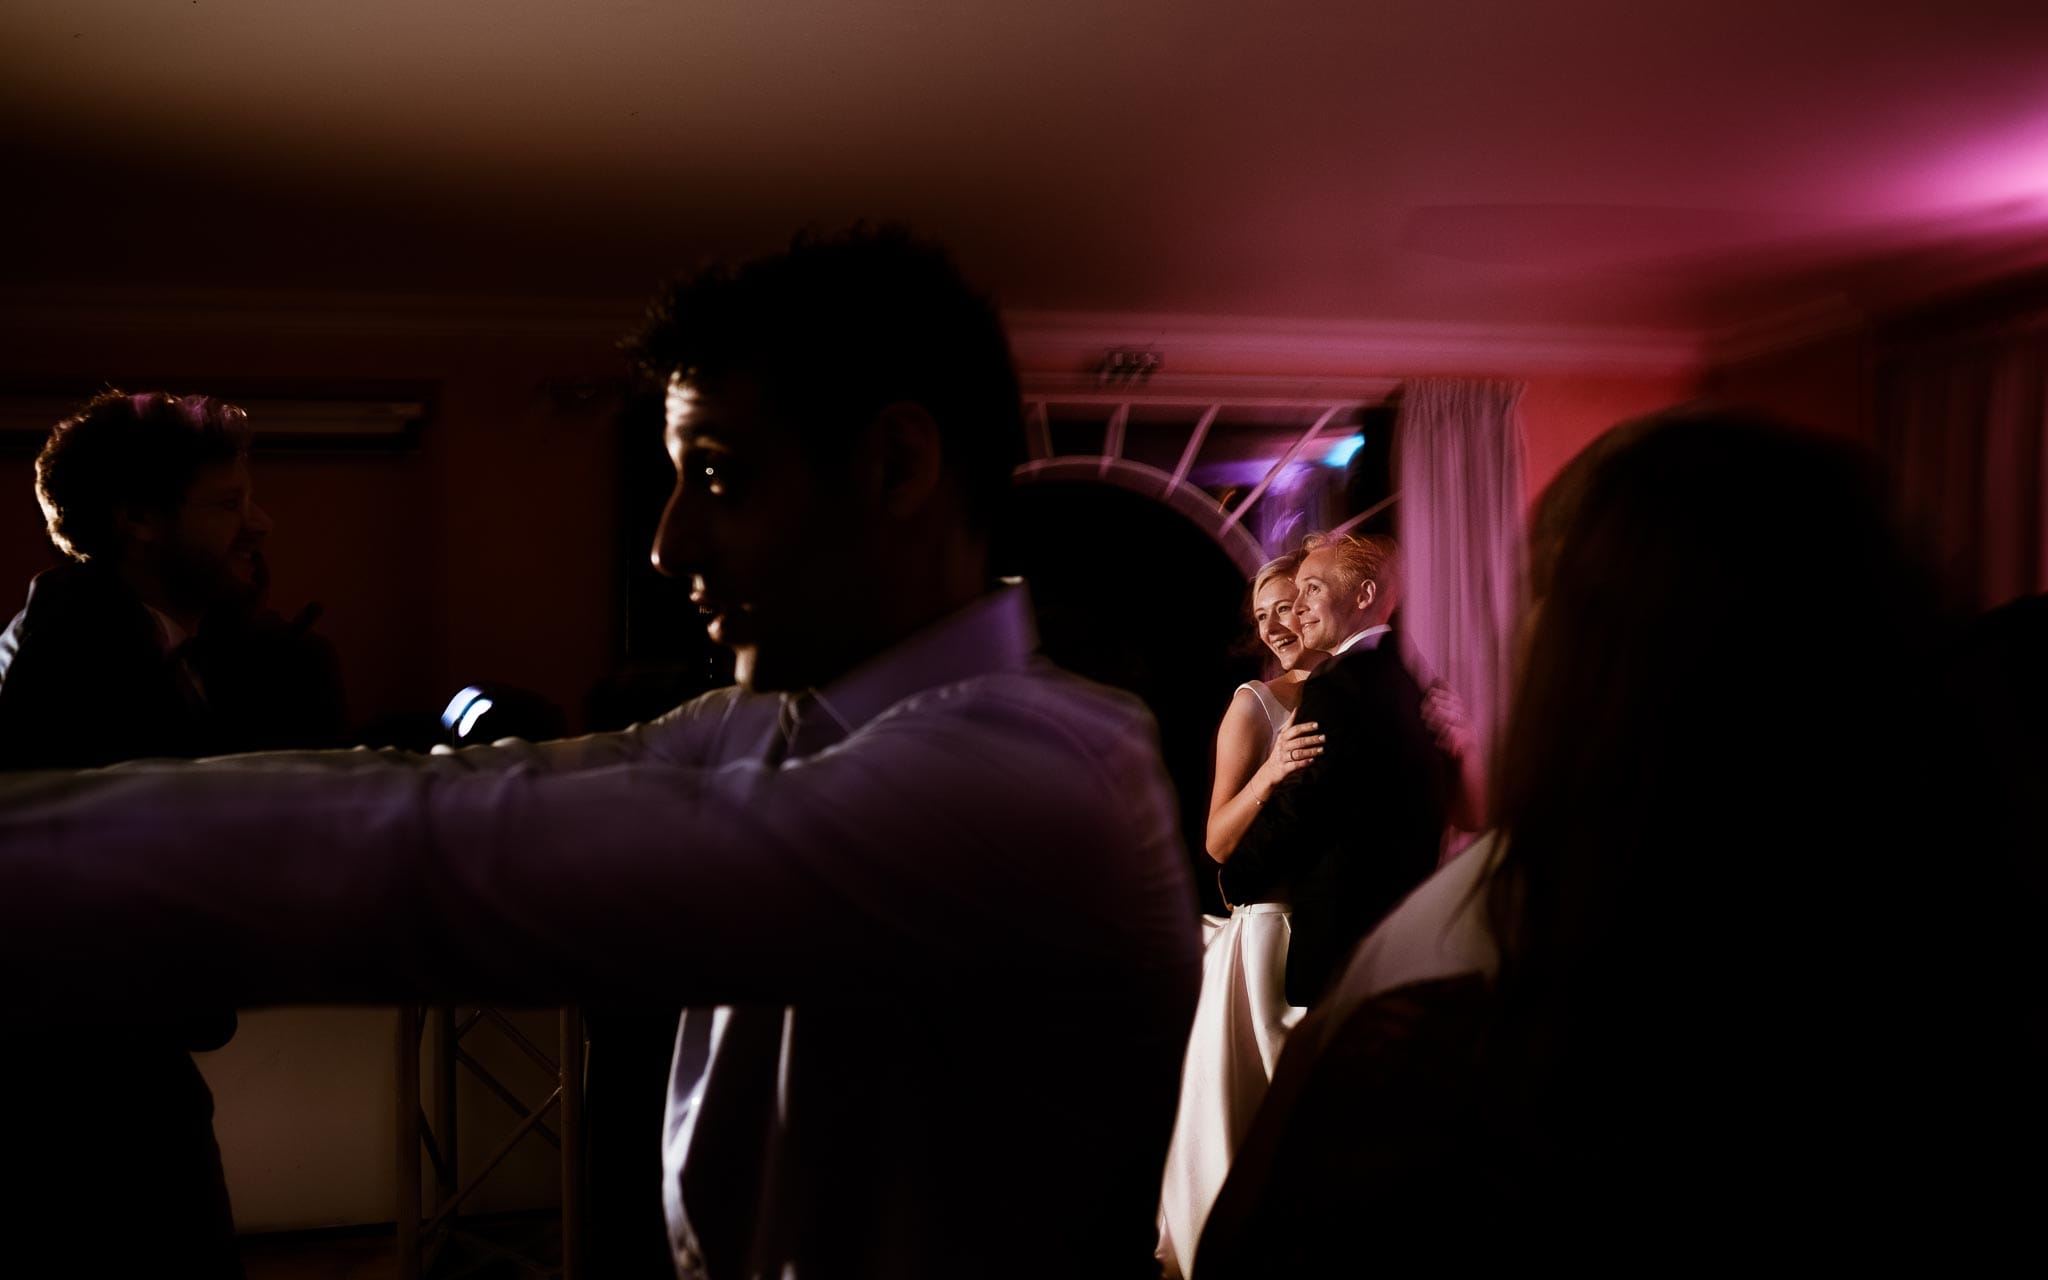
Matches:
[1895,105,2048,215]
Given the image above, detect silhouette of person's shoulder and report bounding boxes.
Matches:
[0,561,160,694]
[7,561,151,638]
[0,564,195,770]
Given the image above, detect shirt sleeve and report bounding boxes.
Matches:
[0,682,1193,1016]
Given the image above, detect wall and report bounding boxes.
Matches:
[1519,374,1704,502]
[1700,328,1874,444]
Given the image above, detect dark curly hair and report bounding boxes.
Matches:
[626,225,1025,532]
[35,390,251,562]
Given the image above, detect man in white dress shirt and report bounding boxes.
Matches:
[0,228,1201,1278]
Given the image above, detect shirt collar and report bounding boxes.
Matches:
[1331,623,1391,657]
[143,605,192,656]
[803,584,1039,738]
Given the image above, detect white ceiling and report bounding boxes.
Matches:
[5,1,2048,341]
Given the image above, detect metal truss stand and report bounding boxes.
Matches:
[395,1005,585,1278]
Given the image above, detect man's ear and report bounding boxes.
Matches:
[1355,578,1377,613]
[871,401,944,520]
[114,506,164,549]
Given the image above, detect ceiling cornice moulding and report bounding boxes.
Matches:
[1019,370,1402,405]
[1005,310,1708,379]
[1,289,1712,378]
[1703,295,1867,367]
[0,287,646,341]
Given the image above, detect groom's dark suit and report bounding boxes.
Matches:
[1219,631,1449,1007]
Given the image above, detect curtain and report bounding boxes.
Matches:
[1875,317,2048,610]
[1393,379,1528,790]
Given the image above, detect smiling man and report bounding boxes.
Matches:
[0,229,1199,1279]
[1217,532,1449,1008]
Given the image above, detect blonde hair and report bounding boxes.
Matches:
[1250,553,1303,604]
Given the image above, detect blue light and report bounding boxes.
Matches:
[441,685,487,731]
[1322,434,1365,467]
[456,697,496,739]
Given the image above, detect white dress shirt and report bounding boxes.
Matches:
[1329,623,1391,657]
[0,586,1202,1277]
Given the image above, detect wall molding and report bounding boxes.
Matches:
[0,286,645,341]
[0,383,433,452]
[1703,295,1868,366]
[1006,309,1708,379]
[0,288,1712,376]
[1020,371,1401,405]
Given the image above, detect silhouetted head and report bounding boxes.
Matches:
[629,226,1025,691]
[35,390,272,617]
[1494,408,1934,971]
[1480,408,1955,1223]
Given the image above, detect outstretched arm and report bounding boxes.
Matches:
[0,689,1189,1016]
[161,685,757,777]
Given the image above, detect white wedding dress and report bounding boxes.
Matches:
[1156,682,1308,1279]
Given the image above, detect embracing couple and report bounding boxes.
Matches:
[1158,530,1478,1278]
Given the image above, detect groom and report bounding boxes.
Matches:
[1218,533,1448,1007]
[0,227,1199,1279]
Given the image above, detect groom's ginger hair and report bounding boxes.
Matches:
[1299,531,1395,607]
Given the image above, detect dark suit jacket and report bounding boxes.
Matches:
[0,562,346,771]
[0,561,346,1277]
[0,562,218,770]
[1218,634,1449,1006]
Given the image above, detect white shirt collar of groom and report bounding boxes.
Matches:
[1331,623,1391,656]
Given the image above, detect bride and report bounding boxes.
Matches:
[1156,553,1326,1279]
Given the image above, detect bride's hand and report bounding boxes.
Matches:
[1421,683,1475,757]
[1256,719,1324,797]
